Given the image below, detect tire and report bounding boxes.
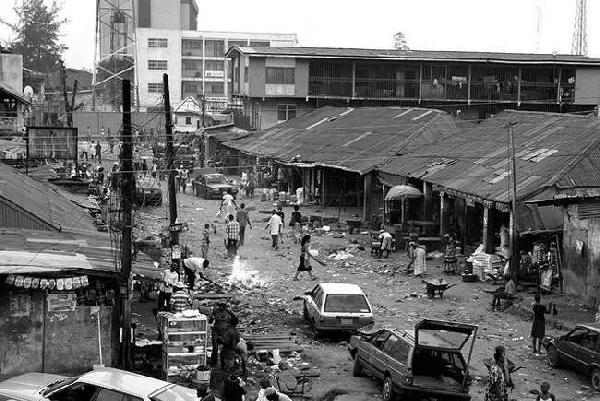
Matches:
[382,376,396,401]
[352,356,363,377]
[592,368,600,391]
[547,345,560,368]
[302,302,309,320]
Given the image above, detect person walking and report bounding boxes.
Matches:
[293,234,317,281]
[201,223,211,259]
[95,141,102,163]
[485,350,508,401]
[158,263,179,311]
[265,209,283,250]
[236,203,252,246]
[209,303,238,367]
[276,205,285,243]
[225,214,240,258]
[290,205,302,243]
[531,294,550,354]
[408,242,427,277]
[89,141,96,161]
[220,190,238,223]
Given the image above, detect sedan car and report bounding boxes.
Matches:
[192,173,237,199]
[348,320,478,401]
[0,367,196,401]
[544,323,600,390]
[302,283,374,332]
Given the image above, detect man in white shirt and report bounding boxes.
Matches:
[265,209,283,250]
[158,264,179,311]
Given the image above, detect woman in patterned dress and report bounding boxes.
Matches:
[486,351,508,401]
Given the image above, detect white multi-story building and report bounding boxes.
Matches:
[131,0,297,111]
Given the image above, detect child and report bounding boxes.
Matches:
[201,223,211,259]
[536,382,555,401]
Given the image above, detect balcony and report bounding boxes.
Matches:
[182,49,203,57]
[309,77,420,99]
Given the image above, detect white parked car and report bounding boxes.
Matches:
[0,367,196,401]
[302,282,374,332]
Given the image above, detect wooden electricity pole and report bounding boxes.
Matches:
[163,74,179,245]
[119,79,134,369]
[507,122,519,277]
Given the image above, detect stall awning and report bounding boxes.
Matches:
[517,203,563,235]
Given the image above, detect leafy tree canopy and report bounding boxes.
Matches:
[10,0,67,73]
[393,32,409,51]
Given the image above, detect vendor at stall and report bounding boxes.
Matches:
[169,282,192,313]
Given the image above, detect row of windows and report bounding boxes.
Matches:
[148,38,168,48]
[182,82,224,95]
[148,60,168,70]
[148,83,162,93]
[266,67,295,84]
[182,39,271,56]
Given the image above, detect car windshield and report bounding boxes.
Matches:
[150,385,196,401]
[41,377,78,396]
[324,294,370,313]
[206,175,227,184]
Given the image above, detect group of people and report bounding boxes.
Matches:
[239,170,258,199]
[156,258,210,313]
[520,241,560,292]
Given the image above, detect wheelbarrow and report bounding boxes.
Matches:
[422,278,456,299]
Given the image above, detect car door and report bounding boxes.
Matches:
[305,286,321,323]
[368,331,392,379]
[558,327,590,373]
[359,330,387,375]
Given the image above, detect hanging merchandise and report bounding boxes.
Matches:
[5,275,89,290]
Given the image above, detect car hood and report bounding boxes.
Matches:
[0,373,67,400]
[415,319,478,351]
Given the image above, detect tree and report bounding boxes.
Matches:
[10,0,66,73]
[393,32,409,51]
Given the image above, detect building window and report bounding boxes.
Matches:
[206,83,224,95]
[182,83,199,93]
[148,38,168,47]
[205,40,225,58]
[205,60,224,71]
[266,67,295,84]
[148,83,162,93]
[277,104,296,121]
[249,41,270,47]
[185,117,192,125]
[148,60,168,70]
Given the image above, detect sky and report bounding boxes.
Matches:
[0,0,599,69]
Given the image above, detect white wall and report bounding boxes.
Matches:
[0,53,23,92]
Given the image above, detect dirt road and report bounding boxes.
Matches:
[134,189,596,401]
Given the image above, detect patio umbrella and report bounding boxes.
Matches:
[384,185,423,224]
[384,185,423,201]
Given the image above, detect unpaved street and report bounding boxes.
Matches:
[134,188,597,401]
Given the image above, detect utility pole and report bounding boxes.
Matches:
[507,122,519,277]
[119,79,134,369]
[163,74,179,245]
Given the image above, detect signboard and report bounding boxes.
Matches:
[47,293,77,312]
[172,245,181,260]
[26,126,78,160]
[205,70,224,78]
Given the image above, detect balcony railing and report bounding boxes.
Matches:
[306,76,572,103]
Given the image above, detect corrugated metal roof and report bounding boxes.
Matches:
[0,163,97,233]
[230,47,600,65]
[0,82,30,104]
[379,110,600,203]
[224,106,461,174]
[0,229,153,274]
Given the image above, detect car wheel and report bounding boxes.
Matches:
[302,302,309,320]
[547,345,560,368]
[352,356,363,377]
[592,369,600,391]
[382,376,396,401]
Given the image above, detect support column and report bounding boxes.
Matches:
[351,62,357,98]
[482,202,495,253]
[422,181,432,221]
[363,173,372,219]
[440,191,449,236]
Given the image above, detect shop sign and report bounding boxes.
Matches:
[172,245,181,260]
[47,293,77,312]
[5,275,89,290]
